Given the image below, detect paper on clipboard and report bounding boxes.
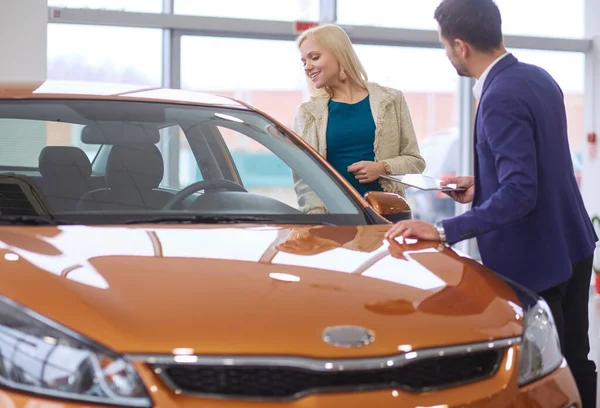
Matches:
[381,174,466,191]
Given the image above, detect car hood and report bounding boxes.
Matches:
[0,224,523,357]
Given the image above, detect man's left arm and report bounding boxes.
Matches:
[443,90,538,245]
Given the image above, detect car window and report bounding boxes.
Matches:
[0,119,102,168]
[216,126,297,209]
[0,99,363,225]
[156,125,203,189]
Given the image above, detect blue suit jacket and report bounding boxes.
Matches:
[443,53,597,293]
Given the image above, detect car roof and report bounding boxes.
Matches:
[0,80,249,109]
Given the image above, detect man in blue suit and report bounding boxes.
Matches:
[385,0,598,405]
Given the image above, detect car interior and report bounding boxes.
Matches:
[0,100,363,221]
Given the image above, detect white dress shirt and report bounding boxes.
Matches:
[472,52,509,100]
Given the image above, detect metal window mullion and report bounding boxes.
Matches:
[170,30,182,89]
[47,8,592,52]
[454,76,477,258]
[457,77,476,200]
[161,0,173,85]
[319,0,336,22]
[162,30,181,187]
[162,0,173,14]
[161,29,172,88]
[162,0,179,187]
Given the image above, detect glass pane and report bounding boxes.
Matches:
[353,44,460,224]
[47,24,162,86]
[495,0,584,38]
[48,0,162,13]
[0,121,102,168]
[181,36,306,129]
[174,0,319,21]
[337,0,584,39]
[337,0,440,31]
[0,100,361,222]
[508,49,584,189]
[218,126,297,208]
[156,126,204,189]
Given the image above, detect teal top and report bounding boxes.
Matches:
[326,95,383,196]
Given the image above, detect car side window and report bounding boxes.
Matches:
[215,126,299,210]
[157,125,203,189]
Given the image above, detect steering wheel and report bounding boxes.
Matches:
[163,179,247,210]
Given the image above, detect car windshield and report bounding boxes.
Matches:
[0,99,366,225]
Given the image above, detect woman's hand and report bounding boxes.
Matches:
[348,161,386,183]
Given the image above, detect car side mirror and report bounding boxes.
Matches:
[364,191,411,223]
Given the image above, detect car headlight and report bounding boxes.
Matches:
[0,296,151,407]
[518,298,563,386]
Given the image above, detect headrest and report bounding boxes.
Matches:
[38,146,92,177]
[105,144,164,189]
[81,123,160,145]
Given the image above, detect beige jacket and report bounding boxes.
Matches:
[292,82,426,213]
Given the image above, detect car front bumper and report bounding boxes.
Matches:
[0,349,581,408]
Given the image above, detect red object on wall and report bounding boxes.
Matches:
[595,273,600,294]
[294,21,320,33]
[588,132,597,160]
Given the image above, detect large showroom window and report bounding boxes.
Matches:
[180,36,307,206]
[45,24,163,163]
[174,0,319,21]
[354,45,460,142]
[48,0,163,13]
[182,37,460,224]
[47,24,163,86]
[337,0,584,38]
[181,36,307,129]
[353,44,460,224]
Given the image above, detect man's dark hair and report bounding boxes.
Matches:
[434,0,503,52]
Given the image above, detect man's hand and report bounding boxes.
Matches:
[441,176,475,204]
[348,161,385,184]
[384,219,441,241]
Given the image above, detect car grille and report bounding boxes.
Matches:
[156,348,504,400]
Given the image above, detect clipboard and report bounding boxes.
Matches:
[381,174,466,192]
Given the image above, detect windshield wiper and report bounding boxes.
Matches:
[0,215,72,226]
[125,215,273,225]
[124,215,335,226]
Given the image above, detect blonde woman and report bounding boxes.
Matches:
[292,24,425,214]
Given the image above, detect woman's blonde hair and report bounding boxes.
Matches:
[296,24,369,98]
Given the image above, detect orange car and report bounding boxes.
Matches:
[0,81,580,407]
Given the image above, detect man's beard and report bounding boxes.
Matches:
[449,53,470,77]
[452,60,469,77]
[455,66,469,77]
